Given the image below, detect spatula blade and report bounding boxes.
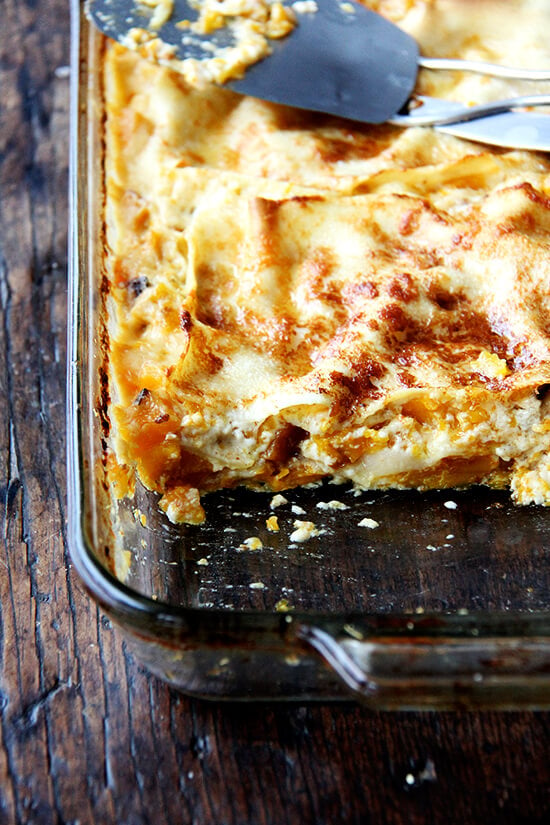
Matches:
[86,0,419,123]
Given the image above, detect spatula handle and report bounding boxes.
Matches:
[419,55,550,81]
[392,94,550,126]
[390,95,550,151]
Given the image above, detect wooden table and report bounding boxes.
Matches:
[1,2,549,822]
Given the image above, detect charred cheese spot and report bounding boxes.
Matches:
[387,272,418,303]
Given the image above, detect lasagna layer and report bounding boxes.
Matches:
[103,1,550,523]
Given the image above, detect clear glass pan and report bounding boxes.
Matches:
[67,0,550,707]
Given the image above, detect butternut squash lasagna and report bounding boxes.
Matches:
[102,0,550,524]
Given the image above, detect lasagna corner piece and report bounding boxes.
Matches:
[103,3,550,525]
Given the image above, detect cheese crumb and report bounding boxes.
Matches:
[290,520,320,542]
[358,517,379,529]
[316,500,349,511]
[141,0,175,29]
[266,515,280,532]
[292,0,317,11]
[270,494,288,509]
[134,508,148,527]
[239,536,263,551]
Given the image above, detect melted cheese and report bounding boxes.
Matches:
[123,0,296,85]
[103,0,550,523]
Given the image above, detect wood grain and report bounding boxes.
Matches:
[0,1,549,823]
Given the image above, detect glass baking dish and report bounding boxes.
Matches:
[67,0,550,707]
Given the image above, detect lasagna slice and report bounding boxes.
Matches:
[102,2,550,524]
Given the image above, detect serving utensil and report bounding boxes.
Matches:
[394,95,550,151]
[87,0,550,149]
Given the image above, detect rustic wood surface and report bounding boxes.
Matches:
[1,1,550,823]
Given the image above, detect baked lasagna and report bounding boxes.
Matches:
[102,0,550,524]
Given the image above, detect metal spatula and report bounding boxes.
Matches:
[87,0,550,125]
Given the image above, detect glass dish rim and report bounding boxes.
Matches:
[66,0,550,704]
